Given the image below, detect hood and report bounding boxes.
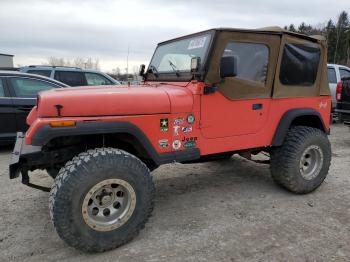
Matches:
[37,85,193,117]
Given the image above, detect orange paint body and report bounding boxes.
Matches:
[25,81,331,157]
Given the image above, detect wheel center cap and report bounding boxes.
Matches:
[101,195,112,205]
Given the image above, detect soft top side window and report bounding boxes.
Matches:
[279,44,320,86]
[222,42,269,84]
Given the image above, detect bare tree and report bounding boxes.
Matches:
[45,57,100,70]
[46,57,69,66]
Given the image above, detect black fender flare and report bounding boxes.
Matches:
[31,121,200,165]
[272,108,327,146]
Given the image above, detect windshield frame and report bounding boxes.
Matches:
[145,30,216,82]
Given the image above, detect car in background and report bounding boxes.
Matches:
[327,64,350,110]
[0,71,68,144]
[20,66,121,87]
[335,77,350,128]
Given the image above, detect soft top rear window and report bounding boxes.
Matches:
[279,44,320,86]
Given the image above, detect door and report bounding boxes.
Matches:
[201,93,271,138]
[0,78,17,141]
[201,33,280,138]
[7,77,60,132]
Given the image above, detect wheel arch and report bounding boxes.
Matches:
[31,121,200,169]
[272,108,327,146]
[32,121,161,168]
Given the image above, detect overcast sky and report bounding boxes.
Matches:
[0,0,349,72]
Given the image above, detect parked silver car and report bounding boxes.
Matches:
[20,65,120,87]
[327,63,350,110]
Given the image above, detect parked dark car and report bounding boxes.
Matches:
[0,71,68,144]
[335,77,350,128]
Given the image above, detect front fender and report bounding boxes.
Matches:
[31,121,199,165]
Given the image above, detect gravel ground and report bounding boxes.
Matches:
[0,124,350,262]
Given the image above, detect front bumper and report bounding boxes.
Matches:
[9,132,42,179]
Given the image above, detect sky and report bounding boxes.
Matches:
[0,0,349,73]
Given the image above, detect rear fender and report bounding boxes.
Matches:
[272,108,327,146]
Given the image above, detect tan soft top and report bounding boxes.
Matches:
[202,27,330,99]
[158,26,326,45]
[211,26,326,43]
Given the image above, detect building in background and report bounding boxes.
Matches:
[0,53,14,68]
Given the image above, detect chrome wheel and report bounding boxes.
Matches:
[82,178,136,232]
[299,145,324,180]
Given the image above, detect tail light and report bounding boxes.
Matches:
[336,81,343,101]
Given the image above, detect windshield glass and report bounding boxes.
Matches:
[149,33,212,73]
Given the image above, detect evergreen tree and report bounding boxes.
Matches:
[288,24,297,32]
[325,19,337,63]
[334,11,349,64]
[284,10,350,65]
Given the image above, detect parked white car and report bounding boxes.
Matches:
[327,63,350,110]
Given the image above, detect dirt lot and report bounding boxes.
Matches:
[1,124,350,262]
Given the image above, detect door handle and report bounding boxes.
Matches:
[252,103,263,110]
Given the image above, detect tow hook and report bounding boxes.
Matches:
[21,170,50,192]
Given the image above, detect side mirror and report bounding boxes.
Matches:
[191,57,201,72]
[139,64,145,76]
[220,56,237,78]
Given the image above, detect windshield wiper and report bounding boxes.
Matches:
[168,60,180,77]
[148,65,159,78]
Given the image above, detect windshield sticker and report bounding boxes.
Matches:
[188,37,207,50]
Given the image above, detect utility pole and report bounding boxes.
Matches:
[126,45,130,76]
[346,28,350,66]
[126,45,130,86]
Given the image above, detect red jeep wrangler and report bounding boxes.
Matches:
[9,27,332,252]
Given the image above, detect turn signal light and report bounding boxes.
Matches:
[49,120,76,127]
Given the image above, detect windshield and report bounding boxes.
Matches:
[149,33,212,74]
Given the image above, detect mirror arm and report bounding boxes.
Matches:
[203,77,226,95]
[204,86,219,95]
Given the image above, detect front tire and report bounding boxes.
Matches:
[270,126,331,194]
[49,148,155,252]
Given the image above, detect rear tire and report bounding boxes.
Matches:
[270,126,331,194]
[49,148,155,252]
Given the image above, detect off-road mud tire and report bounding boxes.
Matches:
[49,147,155,252]
[270,126,331,194]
